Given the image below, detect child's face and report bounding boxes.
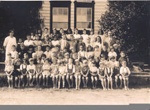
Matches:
[46,47,50,51]
[65,55,69,59]
[53,60,57,65]
[110,48,114,52]
[94,47,99,51]
[27,36,31,40]
[90,31,93,35]
[36,36,39,40]
[23,60,27,64]
[75,61,80,65]
[120,52,125,57]
[80,46,83,51]
[38,30,41,33]
[16,61,21,65]
[20,44,25,49]
[122,62,127,67]
[18,39,22,43]
[30,61,34,65]
[45,60,49,64]
[83,61,88,66]
[16,54,19,59]
[54,36,57,40]
[96,37,100,42]
[29,48,33,52]
[87,47,92,51]
[44,29,48,33]
[62,35,66,40]
[108,31,112,36]
[12,46,16,51]
[72,49,76,53]
[9,31,14,37]
[75,30,78,34]
[87,39,90,43]
[24,54,28,59]
[83,30,86,34]
[31,33,34,36]
[37,46,42,51]
[68,59,73,64]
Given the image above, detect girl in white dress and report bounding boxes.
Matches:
[42,58,51,87]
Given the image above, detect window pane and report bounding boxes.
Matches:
[53,7,68,29]
[77,22,91,28]
[53,22,68,29]
[76,8,92,28]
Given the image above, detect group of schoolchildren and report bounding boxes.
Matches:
[4,28,131,90]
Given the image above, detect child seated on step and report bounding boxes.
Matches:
[27,58,36,86]
[20,59,28,87]
[50,58,59,89]
[42,58,51,87]
[36,58,43,87]
[74,59,82,90]
[66,58,75,88]
[5,57,14,88]
[58,61,66,89]
[98,62,107,90]
[81,59,89,88]
[120,61,131,90]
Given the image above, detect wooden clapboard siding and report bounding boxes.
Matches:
[39,1,50,30]
[71,0,75,32]
[94,1,108,34]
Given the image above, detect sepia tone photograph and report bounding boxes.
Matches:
[0,0,149,105]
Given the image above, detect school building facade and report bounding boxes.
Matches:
[39,0,108,34]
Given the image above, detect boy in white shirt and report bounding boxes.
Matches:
[24,35,34,47]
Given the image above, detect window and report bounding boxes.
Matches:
[76,8,92,29]
[53,8,68,29]
[74,1,95,32]
[50,1,71,33]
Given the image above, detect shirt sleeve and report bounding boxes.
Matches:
[127,67,131,74]
[3,37,8,47]
[14,37,17,46]
[73,65,75,73]
[27,65,29,71]
[120,67,123,75]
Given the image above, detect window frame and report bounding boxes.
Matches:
[74,1,95,33]
[50,1,71,33]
